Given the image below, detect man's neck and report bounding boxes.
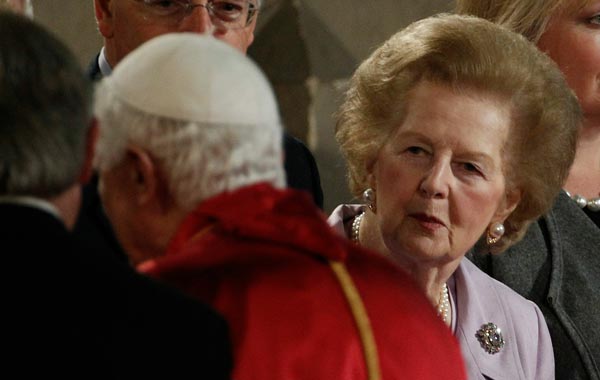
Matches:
[48,185,82,231]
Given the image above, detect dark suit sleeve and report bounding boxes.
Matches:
[72,175,128,263]
[110,268,234,379]
[283,132,324,209]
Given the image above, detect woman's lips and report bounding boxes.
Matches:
[410,213,446,231]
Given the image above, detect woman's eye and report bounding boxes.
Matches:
[406,146,426,155]
[460,162,483,175]
[588,14,600,25]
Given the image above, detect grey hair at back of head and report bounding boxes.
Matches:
[94,34,284,211]
[0,11,92,197]
[94,87,285,210]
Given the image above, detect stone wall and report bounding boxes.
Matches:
[32,0,451,212]
[32,0,102,68]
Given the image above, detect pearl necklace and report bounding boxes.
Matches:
[351,212,364,244]
[351,212,450,324]
[565,191,600,212]
[437,284,450,324]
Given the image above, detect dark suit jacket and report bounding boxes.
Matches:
[469,191,600,380]
[75,55,324,262]
[2,203,232,379]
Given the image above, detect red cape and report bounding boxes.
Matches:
[141,184,465,380]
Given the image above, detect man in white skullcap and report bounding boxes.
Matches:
[95,33,466,380]
[95,32,285,266]
[78,0,323,264]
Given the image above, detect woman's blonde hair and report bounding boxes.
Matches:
[335,14,581,252]
[455,0,593,42]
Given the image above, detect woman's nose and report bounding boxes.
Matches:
[419,160,451,199]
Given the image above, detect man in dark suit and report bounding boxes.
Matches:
[0,11,232,378]
[76,0,323,262]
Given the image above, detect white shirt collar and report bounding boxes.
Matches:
[98,47,113,77]
[0,195,62,221]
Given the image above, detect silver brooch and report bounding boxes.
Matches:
[475,323,504,354]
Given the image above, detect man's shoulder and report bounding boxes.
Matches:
[70,237,233,378]
[0,202,62,226]
[0,203,71,259]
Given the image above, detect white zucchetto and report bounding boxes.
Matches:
[103,33,280,127]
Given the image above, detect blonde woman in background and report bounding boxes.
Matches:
[456,1,600,378]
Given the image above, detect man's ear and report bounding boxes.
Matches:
[240,16,256,52]
[94,0,114,38]
[125,145,158,206]
[246,29,255,50]
[78,119,99,185]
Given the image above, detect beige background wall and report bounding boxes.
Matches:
[32,0,452,212]
[32,1,102,68]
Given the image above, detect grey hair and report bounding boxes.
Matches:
[0,11,92,197]
[93,82,286,211]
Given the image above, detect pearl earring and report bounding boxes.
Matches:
[487,222,505,245]
[362,188,376,212]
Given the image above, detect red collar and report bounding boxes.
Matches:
[166,183,347,261]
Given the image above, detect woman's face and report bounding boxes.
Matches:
[370,81,518,267]
[537,1,600,122]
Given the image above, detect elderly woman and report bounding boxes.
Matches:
[456,1,600,378]
[329,14,581,379]
[94,34,466,380]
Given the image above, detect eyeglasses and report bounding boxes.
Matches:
[135,0,258,30]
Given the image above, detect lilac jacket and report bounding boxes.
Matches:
[328,204,555,380]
